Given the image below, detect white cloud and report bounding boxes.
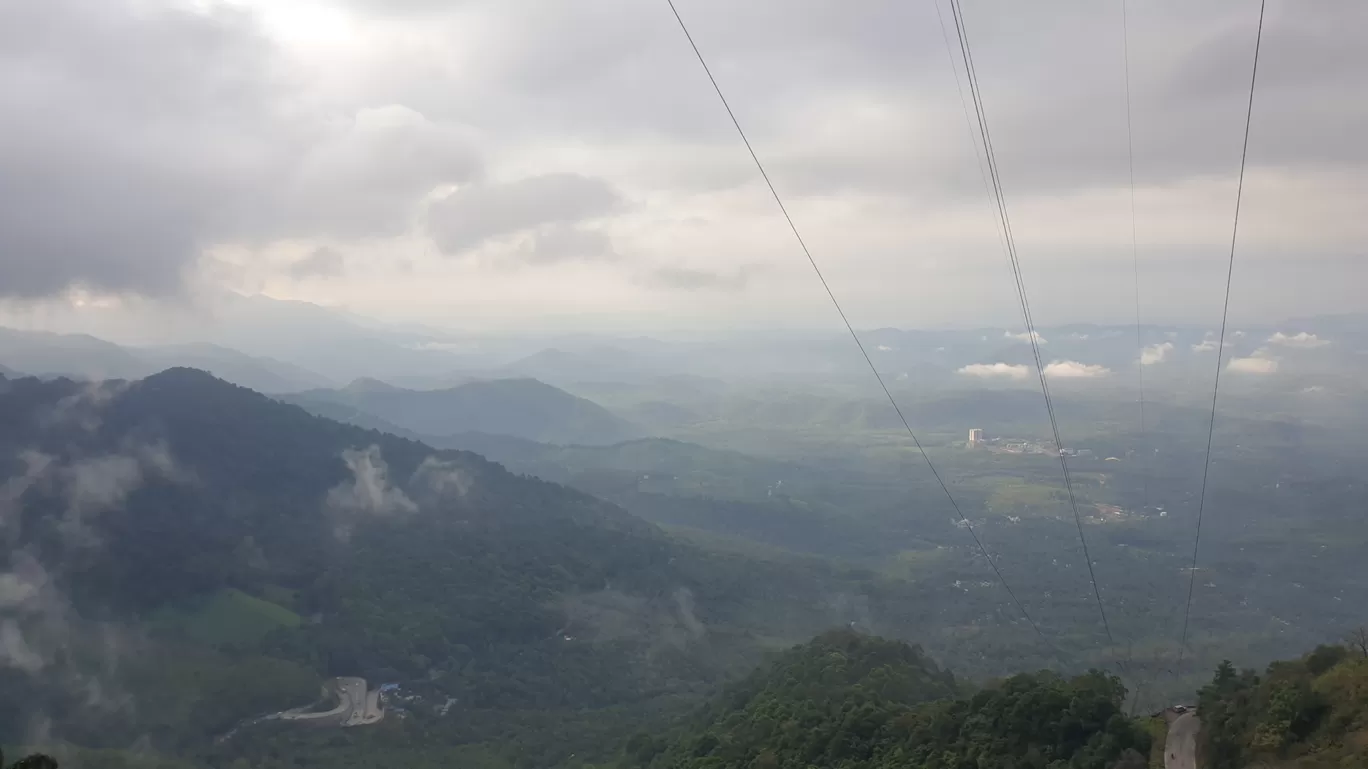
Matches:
[1191,334,1233,353]
[957,362,1029,380]
[325,446,415,522]
[876,344,894,352]
[411,456,473,498]
[1004,330,1048,344]
[1044,360,1112,378]
[1267,331,1330,349]
[1228,351,1279,374]
[1140,342,1174,365]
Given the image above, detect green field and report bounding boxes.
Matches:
[151,588,302,648]
[973,476,1070,518]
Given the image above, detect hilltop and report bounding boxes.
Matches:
[624,629,1151,769]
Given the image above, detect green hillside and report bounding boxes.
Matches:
[624,629,1151,769]
[1199,642,1368,768]
[151,588,302,648]
[1,369,1018,768]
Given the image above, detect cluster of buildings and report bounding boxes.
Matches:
[967,428,1055,455]
[967,428,1114,460]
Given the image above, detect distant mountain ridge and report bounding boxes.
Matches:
[0,325,333,392]
[133,342,332,392]
[0,326,147,379]
[284,376,640,445]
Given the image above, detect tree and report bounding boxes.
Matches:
[1347,626,1368,658]
[1213,659,1238,688]
[1111,749,1147,769]
[1,751,58,769]
[1306,644,1348,676]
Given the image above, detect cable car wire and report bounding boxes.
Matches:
[1121,0,1150,525]
[663,0,1048,642]
[1178,0,1268,664]
[945,0,1116,646]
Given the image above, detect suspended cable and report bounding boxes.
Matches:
[1109,0,1159,702]
[945,0,1115,646]
[663,0,1047,642]
[1120,0,1150,521]
[931,2,1008,256]
[1178,0,1267,664]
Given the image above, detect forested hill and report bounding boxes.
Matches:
[0,369,968,767]
[624,630,1151,769]
[0,367,649,613]
[282,376,640,446]
[1199,641,1368,768]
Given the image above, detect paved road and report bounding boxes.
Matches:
[279,679,353,725]
[222,676,383,742]
[1165,711,1200,769]
[280,677,382,727]
[338,677,383,727]
[359,689,383,725]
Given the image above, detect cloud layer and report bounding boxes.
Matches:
[1140,342,1174,365]
[427,173,621,256]
[958,362,1029,380]
[2,0,1367,331]
[1267,331,1330,348]
[1228,352,1279,374]
[1043,360,1112,379]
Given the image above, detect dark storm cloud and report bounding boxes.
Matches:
[426,173,621,254]
[0,0,480,300]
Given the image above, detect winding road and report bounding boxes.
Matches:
[280,676,384,727]
[219,676,383,743]
[1165,711,1200,769]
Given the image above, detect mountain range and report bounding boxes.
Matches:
[282,376,640,446]
[3,363,1367,767]
[0,367,957,767]
[0,326,331,392]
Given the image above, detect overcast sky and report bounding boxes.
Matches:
[1,0,1364,335]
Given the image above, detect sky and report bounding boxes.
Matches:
[0,0,1365,335]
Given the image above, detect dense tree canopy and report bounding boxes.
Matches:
[1199,644,1368,768]
[627,630,1149,769]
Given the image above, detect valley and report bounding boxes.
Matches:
[3,316,1368,768]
